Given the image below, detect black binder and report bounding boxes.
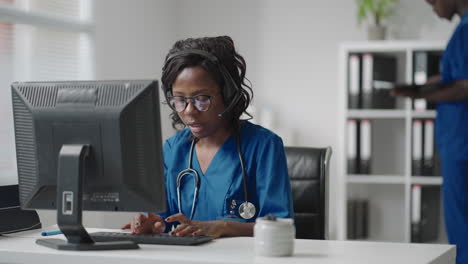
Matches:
[347,119,358,174]
[347,200,356,239]
[361,53,397,109]
[412,120,423,176]
[412,51,442,111]
[347,199,369,240]
[411,185,440,243]
[348,54,361,109]
[0,185,41,234]
[434,151,442,176]
[359,120,372,174]
[354,199,369,239]
[422,120,436,176]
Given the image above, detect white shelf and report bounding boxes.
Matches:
[411,176,443,185]
[411,110,437,119]
[340,41,445,53]
[348,175,406,184]
[347,110,406,119]
[338,41,445,243]
[346,110,437,119]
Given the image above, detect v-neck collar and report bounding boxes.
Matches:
[193,135,236,176]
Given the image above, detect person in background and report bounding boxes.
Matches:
[392,1,468,263]
[122,36,293,238]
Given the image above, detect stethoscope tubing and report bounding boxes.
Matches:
[236,135,249,203]
[176,139,199,220]
[176,135,253,220]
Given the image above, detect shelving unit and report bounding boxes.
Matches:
[347,109,406,119]
[348,175,406,185]
[337,41,446,243]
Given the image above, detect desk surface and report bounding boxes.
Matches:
[0,227,455,264]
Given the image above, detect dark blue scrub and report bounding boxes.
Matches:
[437,10,468,264]
[162,121,293,226]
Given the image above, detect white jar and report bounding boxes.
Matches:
[254,216,295,257]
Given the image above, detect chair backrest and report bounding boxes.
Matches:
[285,146,332,239]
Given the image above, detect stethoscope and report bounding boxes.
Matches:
[176,135,256,220]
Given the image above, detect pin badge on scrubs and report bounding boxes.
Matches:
[239,201,256,220]
[229,200,237,216]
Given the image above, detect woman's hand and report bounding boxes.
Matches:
[121,212,166,234]
[165,213,226,238]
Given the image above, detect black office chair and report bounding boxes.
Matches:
[285,146,332,240]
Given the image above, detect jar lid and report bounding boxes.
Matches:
[256,215,294,226]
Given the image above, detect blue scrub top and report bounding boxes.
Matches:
[437,10,468,160]
[437,10,468,264]
[162,121,294,223]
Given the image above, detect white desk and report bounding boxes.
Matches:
[0,227,455,264]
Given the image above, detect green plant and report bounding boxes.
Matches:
[357,0,398,26]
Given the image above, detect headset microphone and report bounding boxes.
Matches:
[218,91,241,119]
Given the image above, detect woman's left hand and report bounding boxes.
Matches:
[165,213,226,238]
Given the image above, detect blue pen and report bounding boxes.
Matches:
[41,230,63,236]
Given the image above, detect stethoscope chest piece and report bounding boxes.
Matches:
[239,201,256,220]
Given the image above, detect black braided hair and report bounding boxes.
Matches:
[161,36,253,132]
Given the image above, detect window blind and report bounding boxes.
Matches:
[0,0,93,185]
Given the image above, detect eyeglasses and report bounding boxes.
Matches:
[167,95,213,113]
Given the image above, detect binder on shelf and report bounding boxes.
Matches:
[413,51,428,111]
[361,53,397,109]
[361,54,373,109]
[420,185,441,243]
[411,185,441,243]
[348,54,361,109]
[347,119,358,174]
[411,184,422,242]
[412,120,423,176]
[347,199,356,239]
[359,120,371,174]
[354,199,369,239]
[423,120,435,176]
[413,51,442,111]
[372,80,397,109]
[413,99,427,112]
[434,150,442,176]
[347,199,369,240]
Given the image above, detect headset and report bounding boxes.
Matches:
[162,49,243,120]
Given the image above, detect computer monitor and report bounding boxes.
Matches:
[11,80,165,250]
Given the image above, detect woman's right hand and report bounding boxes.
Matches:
[121,212,166,234]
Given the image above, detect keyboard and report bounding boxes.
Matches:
[90,232,214,246]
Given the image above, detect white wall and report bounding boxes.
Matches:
[93,0,178,141]
[389,0,457,40]
[37,0,179,228]
[38,0,459,234]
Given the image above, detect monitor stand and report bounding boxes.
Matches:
[36,144,139,250]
